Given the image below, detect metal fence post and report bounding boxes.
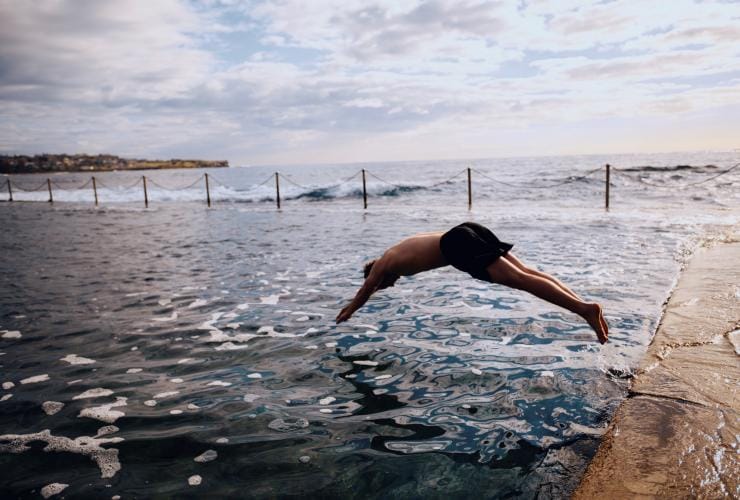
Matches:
[47,178,53,203]
[362,169,368,209]
[6,179,12,202]
[92,176,98,206]
[467,167,472,210]
[275,172,281,209]
[205,173,211,207]
[605,164,610,210]
[143,176,149,208]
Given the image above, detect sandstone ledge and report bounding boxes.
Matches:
[575,239,740,499]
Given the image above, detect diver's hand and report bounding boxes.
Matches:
[336,306,353,324]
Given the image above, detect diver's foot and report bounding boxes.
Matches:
[582,303,608,344]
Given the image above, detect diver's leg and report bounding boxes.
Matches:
[485,257,608,344]
[503,253,582,301]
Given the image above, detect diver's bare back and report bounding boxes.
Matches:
[383,232,447,276]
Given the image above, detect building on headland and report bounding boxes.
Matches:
[0,154,229,174]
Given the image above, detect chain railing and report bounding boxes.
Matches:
[2,161,738,210]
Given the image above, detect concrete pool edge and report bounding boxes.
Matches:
[574,237,740,499]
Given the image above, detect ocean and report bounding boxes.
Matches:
[1,151,738,498]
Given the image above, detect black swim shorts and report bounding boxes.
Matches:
[439,222,514,281]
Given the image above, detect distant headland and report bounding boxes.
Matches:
[0,154,229,174]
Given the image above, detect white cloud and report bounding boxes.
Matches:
[0,0,739,163]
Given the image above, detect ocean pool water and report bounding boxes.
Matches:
[1,152,738,498]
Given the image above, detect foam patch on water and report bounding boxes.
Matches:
[268,417,308,432]
[1,394,12,402]
[188,475,202,486]
[41,482,68,498]
[95,426,119,437]
[74,388,114,400]
[126,368,143,374]
[243,394,259,402]
[567,422,607,437]
[21,374,49,384]
[78,397,127,423]
[154,391,179,399]
[0,429,123,478]
[1,330,21,339]
[194,449,217,463]
[188,299,208,309]
[2,381,14,390]
[319,396,336,405]
[144,400,157,407]
[260,294,280,305]
[42,401,65,415]
[207,381,232,387]
[353,360,378,366]
[61,354,96,365]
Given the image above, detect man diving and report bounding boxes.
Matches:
[336,222,609,344]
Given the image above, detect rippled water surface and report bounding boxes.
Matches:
[1,152,738,498]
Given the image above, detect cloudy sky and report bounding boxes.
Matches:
[1,0,739,165]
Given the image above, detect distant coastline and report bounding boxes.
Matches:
[0,154,229,174]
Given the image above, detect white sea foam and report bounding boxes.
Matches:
[95,426,119,437]
[2,381,14,390]
[0,429,123,478]
[78,397,127,423]
[158,298,172,306]
[353,360,378,366]
[259,294,280,305]
[21,374,49,384]
[1,330,21,339]
[74,388,113,400]
[243,394,259,402]
[61,354,96,365]
[319,396,336,405]
[471,368,483,375]
[42,401,65,415]
[188,475,202,486]
[126,368,143,374]
[207,381,232,387]
[41,482,68,498]
[1,394,12,402]
[194,449,217,463]
[247,373,262,379]
[567,422,607,437]
[154,391,179,399]
[188,299,208,309]
[171,378,184,383]
[187,403,199,410]
[170,409,183,415]
[216,437,229,444]
[144,400,157,407]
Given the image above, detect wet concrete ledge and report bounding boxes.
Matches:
[575,239,740,499]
